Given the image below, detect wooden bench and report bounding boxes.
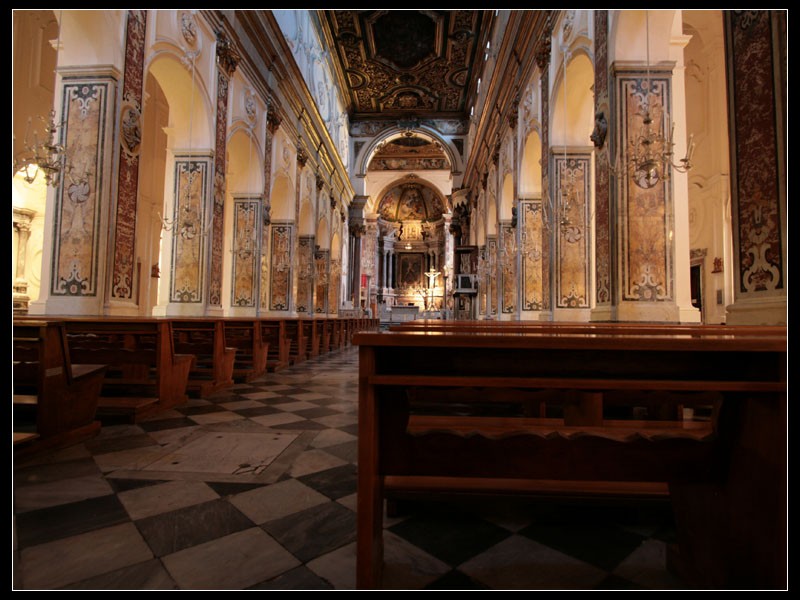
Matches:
[318,319,333,355]
[13,320,107,453]
[302,318,321,358]
[171,318,236,396]
[353,325,786,589]
[60,318,194,422]
[222,318,269,382]
[284,318,307,365]
[261,319,290,372]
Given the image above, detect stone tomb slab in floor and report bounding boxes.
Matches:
[141,430,299,476]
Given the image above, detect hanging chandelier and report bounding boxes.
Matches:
[627,11,695,190]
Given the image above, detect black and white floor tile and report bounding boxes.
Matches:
[13,346,687,590]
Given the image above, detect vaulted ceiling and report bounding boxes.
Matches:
[318,10,493,123]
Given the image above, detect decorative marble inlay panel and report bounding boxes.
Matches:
[170,158,211,303]
[594,9,611,304]
[51,80,113,297]
[269,223,292,311]
[315,250,329,313]
[540,62,551,310]
[259,207,271,311]
[479,245,487,315]
[500,223,516,313]
[231,197,260,307]
[727,11,784,293]
[521,201,543,311]
[554,153,591,308]
[296,237,313,313]
[487,237,497,315]
[329,258,340,314]
[617,71,673,302]
[112,10,147,301]
[209,67,232,307]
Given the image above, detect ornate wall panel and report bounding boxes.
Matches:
[500,223,516,313]
[554,153,591,308]
[296,236,314,313]
[51,78,115,297]
[111,10,147,301]
[593,9,611,305]
[520,201,543,311]
[315,250,329,313]
[209,73,230,306]
[231,197,260,307]
[329,258,340,314]
[269,223,293,311]
[616,70,674,302]
[536,35,552,311]
[169,157,212,303]
[726,11,785,294]
[259,105,280,311]
[487,236,497,315]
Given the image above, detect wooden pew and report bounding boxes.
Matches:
[13,320,107,453]
[353,325,786,589]
[60,318,194,422]
[318,319,332,355]
[171,318,236,396]
[261,319,290,372]
[284,318,307,364]
[222,318,269,382]
[302,318,321,358]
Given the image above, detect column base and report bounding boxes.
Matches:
[552,307,592,322]
[725,296,787,326]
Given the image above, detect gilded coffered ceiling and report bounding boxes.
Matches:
[319,10,492,122]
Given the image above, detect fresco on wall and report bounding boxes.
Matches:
[170,158,210,303]
[377,182,444,222]
[269,223,292,310]
[231,198,259,307]
[618,73,673,302]
[369,137,450,171]
[521,201,543,311]
[51,80,112,297]
[555,154,590,308]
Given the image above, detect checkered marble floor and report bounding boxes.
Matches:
[13,346,687,590]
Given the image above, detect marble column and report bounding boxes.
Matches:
[110,10,147,309]
[723,11,786,325]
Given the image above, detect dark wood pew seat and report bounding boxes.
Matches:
[353,323,786,589]
[13,320,107,454]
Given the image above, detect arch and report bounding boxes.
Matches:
[147,53,214,150]
[375,180,445,222]
[551,52,595,147]
[357,126,462,176]
[369,175,448,217]
[270,174,295,221]
[316,216,330,249]
[520,129,543,198]
[226,125,263,195]
[611,10,677,64]
[330,231,342,260]
[500,173,514,221]
[298,200,315,236]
